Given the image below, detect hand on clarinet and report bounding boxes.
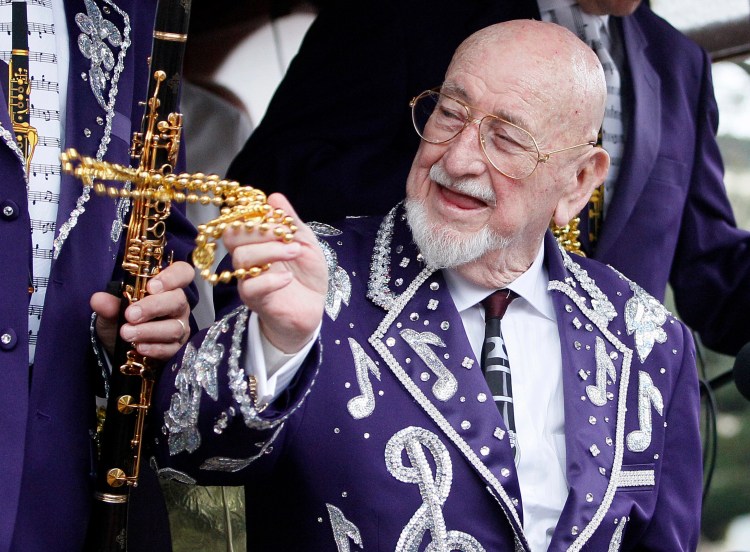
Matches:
[90,261,193,360]
[223,193,328,354]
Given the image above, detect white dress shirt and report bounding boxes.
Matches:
[246,244,568,551]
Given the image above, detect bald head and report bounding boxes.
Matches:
[447,20,606,143]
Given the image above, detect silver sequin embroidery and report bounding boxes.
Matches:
[327,503,363,552]
[587,337,617,406]
[623,278,669,363]
[346,338,382,419]
[385,427,485,552]
[401,329,458,402]
[310,222,352,320]
[626,371,664,453]
[608,517,627,552]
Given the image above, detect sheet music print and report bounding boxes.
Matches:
[0,1,63,362]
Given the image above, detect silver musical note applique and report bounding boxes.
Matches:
[586,337,617,406]
[346,338,381,420]
[626,371,664,453]
[400,329,458,402]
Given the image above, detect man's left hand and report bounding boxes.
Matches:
[91,261,194,361]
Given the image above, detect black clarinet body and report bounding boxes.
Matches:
[86,1,191,550]
[9,0,37,173]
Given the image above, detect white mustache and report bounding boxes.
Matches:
[429,164,497,206]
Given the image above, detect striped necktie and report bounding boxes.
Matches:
[481,289,519,463]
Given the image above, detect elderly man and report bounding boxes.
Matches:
[154,21,701,551]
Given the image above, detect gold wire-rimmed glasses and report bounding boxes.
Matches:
[410,89,597,179]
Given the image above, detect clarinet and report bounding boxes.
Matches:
[8,0,38,174]
[84,1,191,550]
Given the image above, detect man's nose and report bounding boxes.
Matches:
[440,119,487,176]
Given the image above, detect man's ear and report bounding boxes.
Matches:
[552,147,610,227]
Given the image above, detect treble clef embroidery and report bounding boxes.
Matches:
[626,371,664,453]
[346,338,381,419]
[586,337,617,406]
[385,427,485,552]
[400,329,458,402]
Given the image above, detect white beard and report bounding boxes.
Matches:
[405,197,512,269]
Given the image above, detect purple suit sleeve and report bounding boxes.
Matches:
[631,322,702,550]
[669,50,750,355]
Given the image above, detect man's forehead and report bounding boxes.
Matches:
[439,79,539,134]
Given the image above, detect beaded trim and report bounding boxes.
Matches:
[616,469,655,488]
[367,205,401,310]
[89,312,110,398]
[0,123,28,175]
[368,267,530,549]
[309,222,351,321]
[548,268,634,551]
[227,306,319,430]
[200,423,285,472]
[54,0,132,258]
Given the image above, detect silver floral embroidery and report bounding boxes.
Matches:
[155,466,197,485]
[608,517,627,552]
[626,371,664,452]
[558,245,617,327]
[58,0,132,257]
[76,0,123,108]
[347,338,381,419]
[385,427,485,552]
[310,222,352,320]
[327,504,363,552]
[587,337,617,406]
[164,316,227,455]
[624,279,669,363]
[200,424,284,472]
[400,329,458,402]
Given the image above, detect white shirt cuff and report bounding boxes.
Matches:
[245,311,320,406]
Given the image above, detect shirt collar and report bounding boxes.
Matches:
[443,243,555,321]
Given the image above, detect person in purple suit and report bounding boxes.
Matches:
[155,20,701,551]
[0,1,194,550]
[227,0,749,357]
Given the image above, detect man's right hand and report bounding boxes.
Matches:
[223,193,328,354]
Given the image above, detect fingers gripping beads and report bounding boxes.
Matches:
[60,148,298,285]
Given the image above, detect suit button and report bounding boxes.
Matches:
[1,200,19,220]
[0,329,18,350]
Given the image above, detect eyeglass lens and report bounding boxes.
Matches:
[412,91,539,179]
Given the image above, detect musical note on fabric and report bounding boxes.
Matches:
[385,427,485,551]
[346,338,381,420]
[586,337,617,406]
[28,189,60,204]
[626,371,664,453]
[0,22,54,36]
[30,218,55,233]
[30,162,61,177]
[29,106,59,121]
[31,276,49,291]
[32,244,53,259]
[37,135,60,148]
[30,76,58,93]
[0,0,53,6]
[400,329,458,401]
[28,304,44,318]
